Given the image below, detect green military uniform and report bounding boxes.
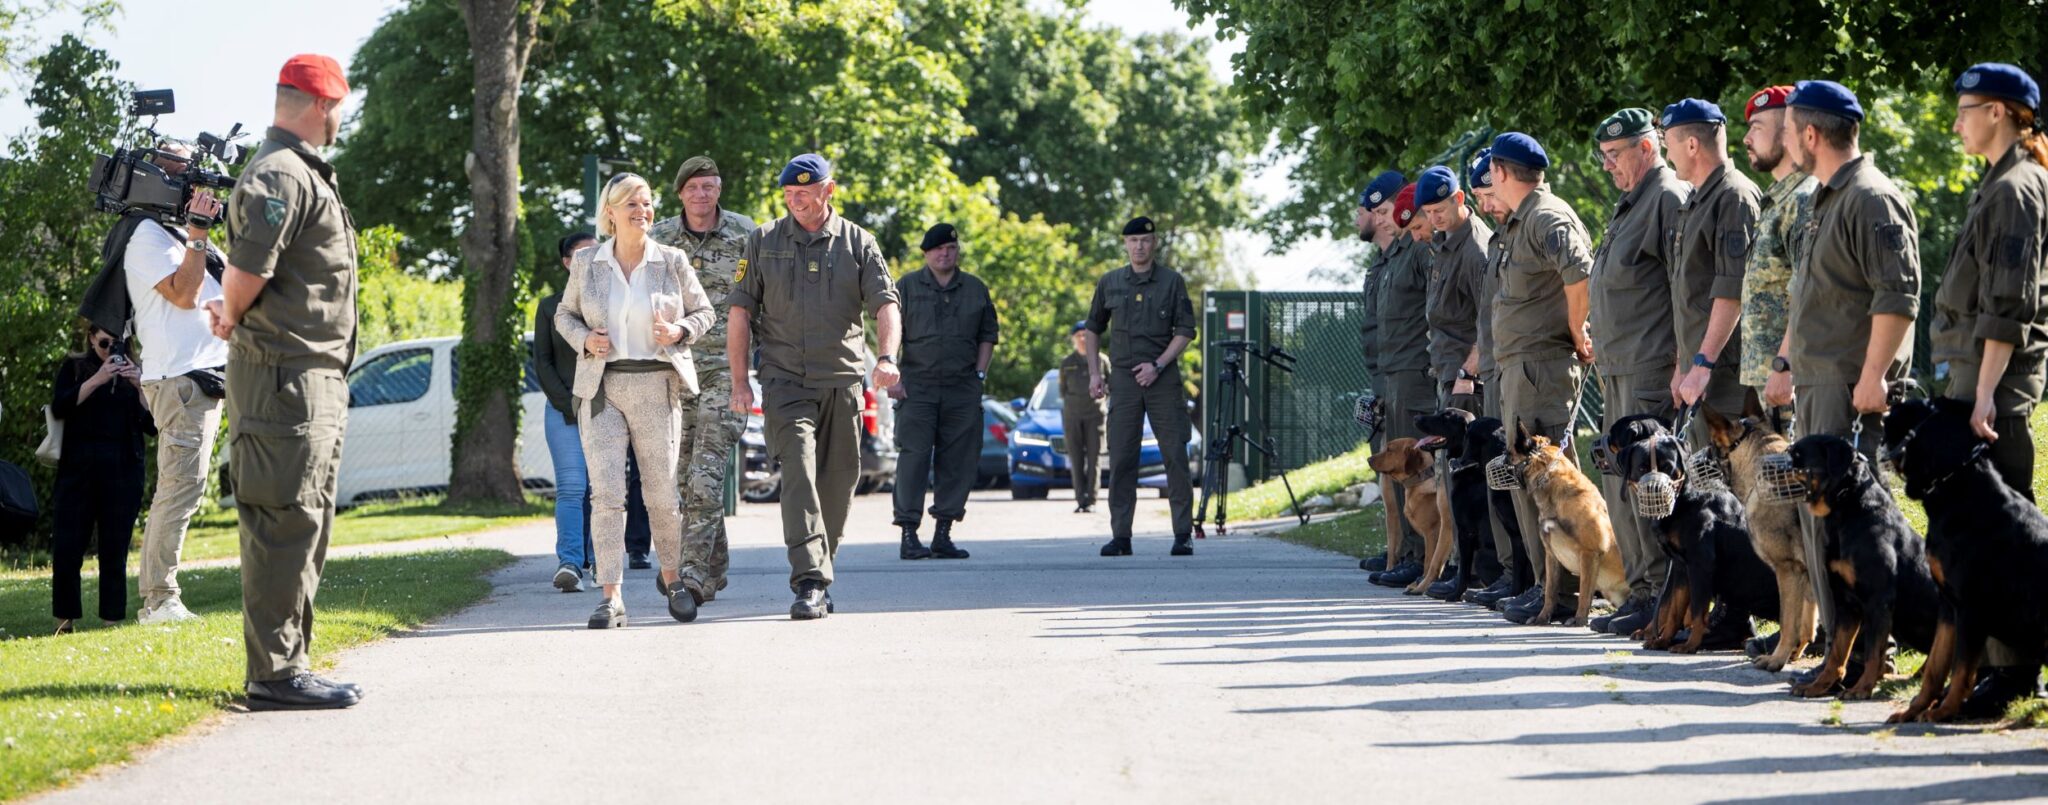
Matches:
[1429,215,1492,411]
[1672,163,1763,424]
[1378,231,1435,562]
[727,209,897,591]
[1492,186,1592,579]
[891,265,1000,527]
[1474,217,1521,580]
[1933,141,2048,494]
[1085,262,1197,543]
[1589,161,1685,601]
[1059,348,1109,508]
[222,127,357,685]
[649,207,756,596]
[1739,172,1817,389]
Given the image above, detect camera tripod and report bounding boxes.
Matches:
[1193,339,1308,538]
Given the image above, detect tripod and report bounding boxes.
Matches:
[1193,339,1308,538]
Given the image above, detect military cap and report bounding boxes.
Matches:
[672,155,719,192]
[1415,165,1459,204]
[1392,184,1419,228]
[1595,108,1655,142]
[278,54,349,100]
[920,223,958,251]
[1467,147,1494,189]
[1072,320,1088,334]
[1954,63,2040,113]
[1660,98,1726,128]
[1490,132,1549,170]
[1788,80,1864,122]
[1122,216,1157,236]
[1358,170,1406,210]
[778,153,831,186]
[557,231,596,260]
[1744,86,1795,122]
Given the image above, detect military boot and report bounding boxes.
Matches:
[1170,533,1194,556]
[1099,536,1133,556]
[900,524,932,560]
[929,520,970,559]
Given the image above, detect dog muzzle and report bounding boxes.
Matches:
[1632,471,1677,518]
[1485,454,1522,491]
[1686,450,1728,493]
[1590,436,1619,477]
[1753,453,1808,504]
[1354,393,1383,433]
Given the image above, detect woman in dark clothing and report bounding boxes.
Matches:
[49,326,155,634]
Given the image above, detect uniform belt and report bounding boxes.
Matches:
[592,359,672,416]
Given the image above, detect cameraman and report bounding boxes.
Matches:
[123,140,230,626]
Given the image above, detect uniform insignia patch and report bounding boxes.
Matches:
[264,197,287,227]
[1877,222,1908,252]
[1998,235,2029,269]
[1544,227,1568,257]
[1722,230,1750,257]
[734,258,747,283]
[1135,293,1144,302]
[808,261,818,273]
[797,172,811,183]
[1961,71,1981,89]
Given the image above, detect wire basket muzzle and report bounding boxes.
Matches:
[1686,450,1728,493]
[1632,471,1677,518]
[1753,452,1808,504]
[1485,454,1522,491]
[1354,393,1382,429]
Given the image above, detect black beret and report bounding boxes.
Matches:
[920,223,958,251]
[1122,216,1157,236]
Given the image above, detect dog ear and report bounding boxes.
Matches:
[1403,446,1430,478]
[1742,391,1767,422]
[1702,405,1734,446]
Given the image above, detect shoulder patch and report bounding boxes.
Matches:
[1876,222,1907,252]
[734,258,747,283]
[263,196,287,227]
[1997,235,2029,270]
[1544,226,1568,258]
[1721,229,1750,257]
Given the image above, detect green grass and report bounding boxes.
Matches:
[1265,510,1386,560]
[1225,442,1377,521]
[0,548,514,801]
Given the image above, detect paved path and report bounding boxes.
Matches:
[40,491,2048,804]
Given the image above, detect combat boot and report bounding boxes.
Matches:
[1099,536,1133,556]
[790,581,829,620]
[900,524,932,560]
[929,520,970,559]
[1170,533,1194,556]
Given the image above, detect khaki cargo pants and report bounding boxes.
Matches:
[1499,355,1582,594]
[1599,369,1673,601]
[764,378,862,591]
[140,374,224,610]
[227,358,345,684]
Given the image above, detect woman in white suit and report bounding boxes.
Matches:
[555,173,715,628]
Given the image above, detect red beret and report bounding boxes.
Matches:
[1745,85,1795,122]
[279,54,349,101]
[1393,183,1419,227]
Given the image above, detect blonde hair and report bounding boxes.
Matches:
[597,173,655,238]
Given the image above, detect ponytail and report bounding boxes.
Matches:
[2005,102,2048,169]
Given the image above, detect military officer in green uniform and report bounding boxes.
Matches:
[889,223,999,561]
[1666,100,1763,425]
[1485,133,1595,626]
[1417,163,1498,599]
[648,155,756,605]
[1465,149,1532,607]
[1737,86,1817,410]
[204,55,361,710]
[1582,108,1686,635]
[1355,170,1405,573]
[727,154,900,620]
[1084,216,1198,557]
[1370,182,1439,588]
[1059,321,1109,513]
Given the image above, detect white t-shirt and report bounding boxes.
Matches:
[123,222,229,382]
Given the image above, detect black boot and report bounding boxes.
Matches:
[1369,561,1421,588]
[791,581,829,620]
[930,520,970,559]
[1960,666,2044,720]
[246,673,361,711]
[1467,576,1515,607]
[1594,591,1655,636]
[1426,567,1470,602]
[1170,533,1194,556]
[1360,551,1388,572]
[1099,536,1133,556]
[900,524,932,560]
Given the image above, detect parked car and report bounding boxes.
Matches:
[1006,369,1200,499]
[219,335,554,508]
[738,369,899,503]
[978,396,1015,489]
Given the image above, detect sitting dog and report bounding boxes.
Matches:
[1785,433,1941,700]
[1705,402,1816,671]
[1367,438,1453,595]
[1620,433,1780,655]
[1414,408,1496,602]
[1467,416,1532,601]
[1512,421,1629,626]
[1880,398,2048,722]
[1595,412,1671,477]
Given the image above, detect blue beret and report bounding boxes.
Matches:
[1490,132,1549,171]
[1788,80,1864,123]
[1415,166,1459,204]
[1467,147,1494,189]
[1358,170,1406,209]
[1955,63,2040,113]
[1660,98,1726,128]
[778,153,831,186]
[1072,320,1087,334]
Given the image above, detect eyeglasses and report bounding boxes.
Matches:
[1955,102,1995,117]
[93,338,115,348]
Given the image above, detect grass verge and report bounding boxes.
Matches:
[1264,510,1387,560]
[1224,442,1375,522]
[0,548,514,801]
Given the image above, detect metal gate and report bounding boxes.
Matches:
[1201,291,1374,483]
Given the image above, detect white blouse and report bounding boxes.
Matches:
[598,240,659,361]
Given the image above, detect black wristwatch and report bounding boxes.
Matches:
[1771,355,1792,374]
[1152,360,1167,373]
[975,370,987,381]
[1692,352,1717,370]
[877,354,896,365]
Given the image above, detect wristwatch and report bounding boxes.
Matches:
[1692,352,1717,370]
[976,370,987,381]
[1152,360,1167,373]
[1771,355,1792,374]
[877,354,896,365]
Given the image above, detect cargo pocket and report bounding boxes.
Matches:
[231,417,315,508]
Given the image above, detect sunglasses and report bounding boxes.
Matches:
[93,338,115,349]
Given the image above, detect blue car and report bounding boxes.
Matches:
[1007,369,1201,499]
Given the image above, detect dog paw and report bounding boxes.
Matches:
[1753,656,1788,673]
[1565,617,1589,628]
[1403,584,1425,596]
[1885,708,1915,724]
[1841,685,1877,701]
[1671,643,1701,655]
[1790,683,1828,698]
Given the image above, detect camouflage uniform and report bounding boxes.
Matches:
[650,209,757,596]
[1738,171,1816,388]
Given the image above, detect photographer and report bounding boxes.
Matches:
[122,140,230,626]
[48,326,156,635]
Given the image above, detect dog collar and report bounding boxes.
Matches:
[1916,441,1991,497]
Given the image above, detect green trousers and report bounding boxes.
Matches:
[763,378,862,591]
[1107,368,1193,540]
[1600,369,1673,600]
[892,381,984,526]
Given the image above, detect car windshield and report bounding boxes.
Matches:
[1028,373,1061,411]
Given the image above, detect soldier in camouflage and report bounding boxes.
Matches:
[1735,87,1817,404]
[648,156,757,603]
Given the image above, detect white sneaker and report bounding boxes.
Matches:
[139,599,199,625]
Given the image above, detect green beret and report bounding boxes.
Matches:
[1595,108,1654,143]
[672,156,719,193]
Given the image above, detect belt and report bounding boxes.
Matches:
[592,359,672,416]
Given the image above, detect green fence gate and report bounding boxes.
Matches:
[1201,290,1374,485]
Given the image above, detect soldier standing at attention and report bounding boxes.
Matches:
[1417,163,1497,600]
[1666,100,1764,423]
[1738,86,1817,414]
[204,55,361,710]
[889,223,999,561]
[1369,183,1437,589]
[1059,321,1109,513]
[1355,170,1405,573]
[648,155,756,607]
[1084,217,1198,557]
[726,154,901,620]
[1583,108,1686,637]
[1484,132,1596,627]
[1465,148,1531,608]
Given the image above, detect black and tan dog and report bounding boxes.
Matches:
[1705,402,1815,672]
[1880,398,2048,722]
[1414,408,1498,603]
[1367,438,1452,595]
[1620,433,1779,654]
[1466,416,1532,601]
[1785,433,1941,700]
[1512,422,1629,626]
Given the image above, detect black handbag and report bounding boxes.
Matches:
[184,368,226,399]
